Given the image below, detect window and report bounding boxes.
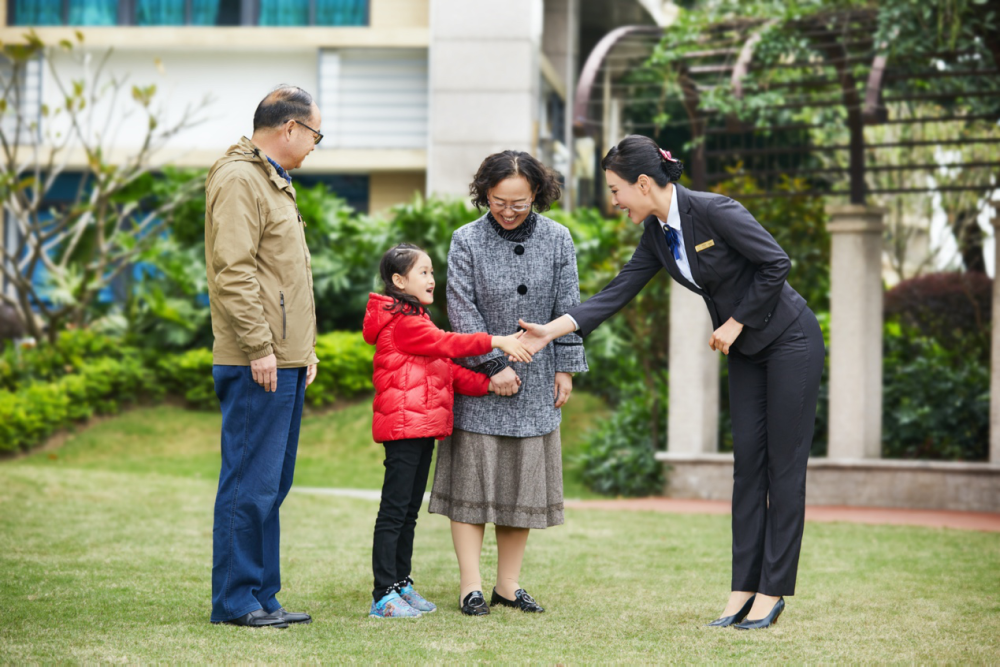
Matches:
[258,0,367,26]
[9,0,368,26]
[0,55,42,147]
[319,49,428,149]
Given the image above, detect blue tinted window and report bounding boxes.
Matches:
[259,0,367,26]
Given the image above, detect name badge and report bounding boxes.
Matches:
[695,239,715,252]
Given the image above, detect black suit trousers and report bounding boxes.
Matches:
[728,307,824,596]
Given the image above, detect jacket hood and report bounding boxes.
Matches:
[363,293,398,345]
[208,137,292,194]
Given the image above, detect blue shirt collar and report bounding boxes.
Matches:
[266,155,292,184]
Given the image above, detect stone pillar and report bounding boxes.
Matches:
[826,205,886,459]
[427,0,543,198]
[990,202,1000,463]
[667,280,719,454]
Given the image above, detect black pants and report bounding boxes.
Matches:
[728,307,825,596]
[372,437,434,601]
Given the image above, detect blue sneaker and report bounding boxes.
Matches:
[399,584,437,613]
[369,591,422,619]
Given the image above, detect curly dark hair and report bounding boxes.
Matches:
[601,134,684,186]
[379,243,427,316]
[469,150,562,212]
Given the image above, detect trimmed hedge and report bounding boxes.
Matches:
[0,354,161,452]
[0,329,375,453]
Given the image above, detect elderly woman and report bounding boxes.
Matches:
[428,150,588,616]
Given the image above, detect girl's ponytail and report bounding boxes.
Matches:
[379,243,426,316]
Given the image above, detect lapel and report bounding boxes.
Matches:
[674,184,705,289]
[648,213,703,295]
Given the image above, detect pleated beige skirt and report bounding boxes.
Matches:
[429,428,564,529]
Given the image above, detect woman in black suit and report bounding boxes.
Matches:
[519,135,824,629]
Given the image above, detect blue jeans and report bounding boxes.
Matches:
[210,365,306,623]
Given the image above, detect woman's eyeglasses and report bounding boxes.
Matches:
[293,119,324,145]
[488,199,532,213]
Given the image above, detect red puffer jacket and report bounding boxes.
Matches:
[362,293,492,443]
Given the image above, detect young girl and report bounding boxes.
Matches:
[362,243,533,619]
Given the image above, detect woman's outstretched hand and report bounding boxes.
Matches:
[493,333,533,363]
[709,317,744,355]
[515,319,553,356]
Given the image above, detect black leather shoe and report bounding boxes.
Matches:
[707,595,756,627]
[214,609,288,628]
[490,588,544,613]
[460,590,490,616]
[273,607,312,624]
[735,597,785,630]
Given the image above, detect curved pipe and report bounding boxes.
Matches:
[731,19,779,99]
[863,53,889,124]
[572,25,664,136]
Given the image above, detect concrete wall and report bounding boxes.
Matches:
[371,0,429,29]
[658,453,1000,513]
[426,0,543,198]
[43,48,317,159]
[369,171,426,214]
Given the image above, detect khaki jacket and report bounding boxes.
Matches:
[205,137,319,368]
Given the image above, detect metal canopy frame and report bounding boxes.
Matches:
[574,9,1000,205]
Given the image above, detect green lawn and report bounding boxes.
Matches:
[2,398,999,662]
[10,390,609,499]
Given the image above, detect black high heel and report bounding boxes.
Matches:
[734,597,785,630]
[707,595,755,627]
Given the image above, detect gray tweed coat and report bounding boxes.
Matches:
[448,213,589,438]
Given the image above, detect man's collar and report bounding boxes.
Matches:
[265,155,292,184]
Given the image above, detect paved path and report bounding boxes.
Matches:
[294,488,1000,533]
[563,498,1000,533]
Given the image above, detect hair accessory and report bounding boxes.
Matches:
[659,148,678,163]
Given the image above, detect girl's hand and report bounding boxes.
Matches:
[709,317,744,355]
[493,334,533,363]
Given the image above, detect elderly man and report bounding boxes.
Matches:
[205,85,321,628]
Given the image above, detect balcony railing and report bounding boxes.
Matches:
[9,0,369,27]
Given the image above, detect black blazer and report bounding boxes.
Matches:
[569,184,806,356]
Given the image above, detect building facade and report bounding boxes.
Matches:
[1,0,665,212]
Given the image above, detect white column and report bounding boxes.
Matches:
[826,205,886,459]
[990,202,1000,463]
[427,0,543,198]
[667,281,719,454]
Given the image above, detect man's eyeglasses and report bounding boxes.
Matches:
[293,119,324,145]
[488,199,532,213]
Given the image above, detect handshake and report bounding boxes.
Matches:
[484,319,558,397]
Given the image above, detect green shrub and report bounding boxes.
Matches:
[310,331,375,406]
[149,332,375,410]
[881,321,988,460]
[0,353,159,452]
[577,380,667,497]
[0,329,375,452]
[0,329,125,392]
[155,347,217,410]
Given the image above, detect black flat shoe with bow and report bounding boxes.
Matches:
[490,588,544,613]
[461,590,490,616]
[735,597,785,630]
[707,595,755,627]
